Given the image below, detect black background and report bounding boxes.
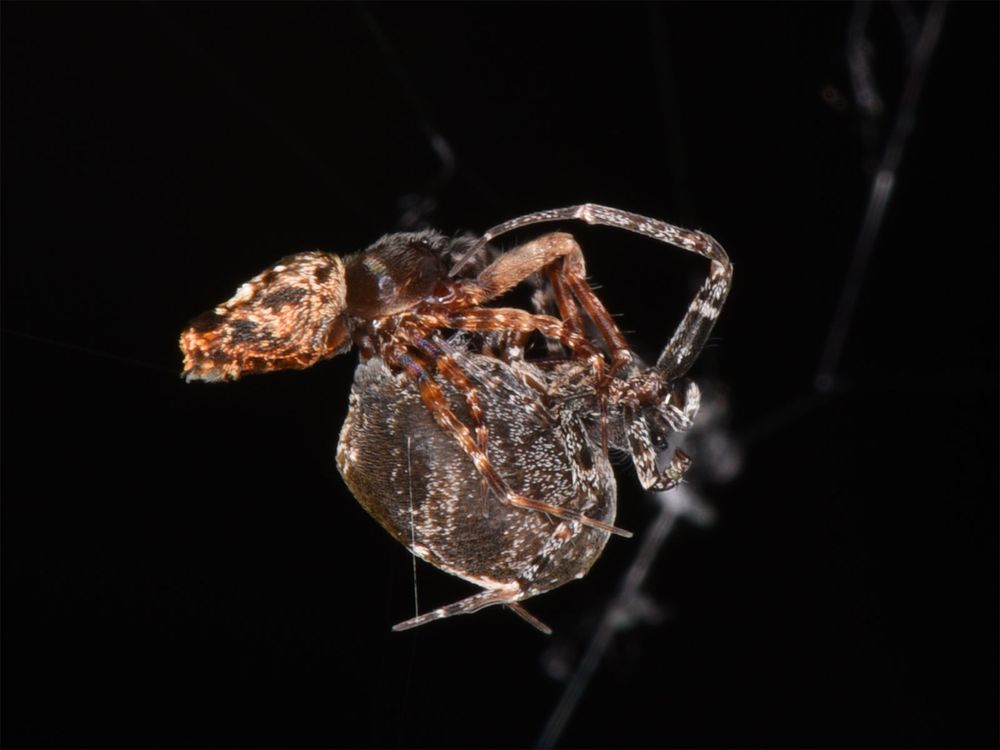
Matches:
[3,3,997,748]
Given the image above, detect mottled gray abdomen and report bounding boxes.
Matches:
[337,355,616,599]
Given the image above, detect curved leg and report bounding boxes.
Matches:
[454,232,633,369]
[391,349,632,538]
[451,204,733,381]
[413,336,491,509]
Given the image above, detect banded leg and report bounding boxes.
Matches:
[392,350,632,538]
[451,204,733,380]
[413,336,491,509]
[453,232,634,371]
[441,306,611,435]
[442,303,618,453]
[438,335,555,430]
[544,264,584,345]
[655,256,730,379]
[437,307,606,367]
[624,405,694,491]
[448,231,641,454]
[542,265,620,451]
[529,274,569,358]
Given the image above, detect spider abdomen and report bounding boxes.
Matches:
[337,355,616,598]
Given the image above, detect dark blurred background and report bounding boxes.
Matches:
[3,3,997,748]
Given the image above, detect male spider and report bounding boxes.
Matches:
[180,204,732,629]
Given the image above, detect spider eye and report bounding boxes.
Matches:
[378,274,396,294]
[345,232,447,318]
[651,431,670,451]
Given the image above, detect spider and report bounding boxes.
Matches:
[337,347,618,634]
[180,205,732,628]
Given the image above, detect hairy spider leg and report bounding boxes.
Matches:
[542,262,619,452]
[413,300,607,516]
[436,304,618,447]
[454,204,732,493]
[450,203,733,380]
[452,230,640,453]
[435,307,603,362]
[435,335,555,432]
[655,255,731,379]
[393,350,632,538]
[412,335,492,512]
[458,232,633,370]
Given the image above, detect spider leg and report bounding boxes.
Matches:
[529,276,568,358]
[442,300,618,453]
[624,405,693,491]
[436,307,605,364]
[537,260,618,451]
[655,256,731,380]
[544,264,583,331]
[458,232,634,371]
[440,306,614,448]
[392,350,632,538]
[452,229,652,455]
[391,585,552,632]
[413,336,491,513]
[506,603,553,635]
[438,335,555,430]
[451,204,733,381]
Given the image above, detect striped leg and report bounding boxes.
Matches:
[452,204,731,493]
[391,350,632,539]
[435,335,555,431]
[655,255,731,379]
[413,336,491,510]
[439,306,612,446]
[438,307,605,367]
[451,203,733,380]
[452,232,634,371]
